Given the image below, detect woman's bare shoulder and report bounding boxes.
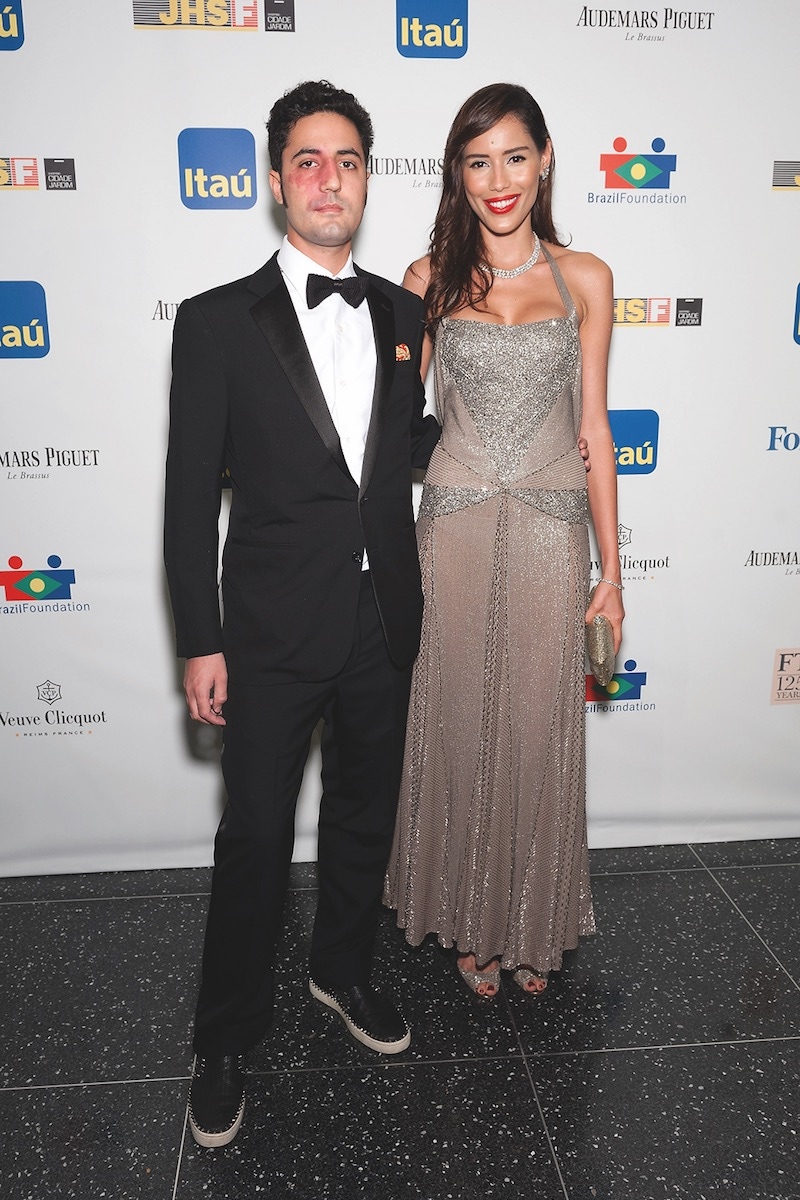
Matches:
[402,255,432,298]
[546,243,612,293]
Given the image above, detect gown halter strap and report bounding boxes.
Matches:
[541,245,577,319]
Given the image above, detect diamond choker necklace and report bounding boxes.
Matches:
[486,233,541,279]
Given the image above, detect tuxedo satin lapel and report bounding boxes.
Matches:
[249,283,350,478]
[360,281,396,497]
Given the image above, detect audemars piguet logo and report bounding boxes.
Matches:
[577,7,715,40]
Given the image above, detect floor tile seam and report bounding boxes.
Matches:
[0,1073,191,1094]
[0,892,212,907]
[589,866,706,878]
[0,884,317,907]
[519,1055,570,1200]
[703,869,800,992]
[172,1103,190,1200]
[687,846,800,871]
[245,1051,526,1078]
[521,1033,800,1062]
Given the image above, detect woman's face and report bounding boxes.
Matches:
[460,114,550,239]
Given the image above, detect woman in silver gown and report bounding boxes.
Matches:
[385,84,624,997]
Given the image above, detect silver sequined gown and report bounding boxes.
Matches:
[385,250,595,974]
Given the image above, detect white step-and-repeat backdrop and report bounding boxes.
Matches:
[2,0,798,875]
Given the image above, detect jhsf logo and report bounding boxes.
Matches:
[0,157,38,189]
[396,0,468,57]
[600,137,676,189]
[178,129,256,210]
[132,0,258,28]
[0,282,50,358]
[0,1,23,49]
[609,410,659,474]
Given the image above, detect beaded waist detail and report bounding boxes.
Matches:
[418,482,588,525]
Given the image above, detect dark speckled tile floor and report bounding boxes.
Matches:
[2,840,799,1200]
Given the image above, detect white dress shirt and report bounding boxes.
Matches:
[277,237,376,485]
[278,238,376,570]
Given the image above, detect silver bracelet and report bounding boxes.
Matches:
[597,578,623,591]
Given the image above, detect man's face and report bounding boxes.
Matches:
[269,112,368,262]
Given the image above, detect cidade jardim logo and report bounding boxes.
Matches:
[178,128,256,210]
[133,0,258,29]
[609,409,659,474]
[0,1,24,49]
[396,0,468,58]
[0,282,50,358]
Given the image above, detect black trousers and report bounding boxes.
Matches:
[193,573,413,1056]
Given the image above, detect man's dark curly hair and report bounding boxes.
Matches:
[267,80,374,172]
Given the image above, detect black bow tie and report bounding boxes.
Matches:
[306,273,368,309]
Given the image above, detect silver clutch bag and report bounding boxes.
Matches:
[586,588,615,686]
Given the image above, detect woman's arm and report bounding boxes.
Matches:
[402,255,434,379]
[574,254,625,651]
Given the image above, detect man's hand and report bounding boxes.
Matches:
[184,653,228,726]
[579,436,591,473]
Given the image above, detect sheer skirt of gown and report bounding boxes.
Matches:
[385,249,596,975]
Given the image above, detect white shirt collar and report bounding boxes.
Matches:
[277,236,356,310]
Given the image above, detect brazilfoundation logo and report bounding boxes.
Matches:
[586,659,653,710]
[0,157,77,190]
[0,282,50,358]
[396,0,468,57]
[178,128,256,209]
[0,554,90,614]
[772,650,800,705]
[613,297,703,326]
[0,1,24,49]
[590,136,686,206]
[609,409,659,474]
[265,0,294,30]
[133,0,259,29]
[772,162,800,191]
[0,681,108,737]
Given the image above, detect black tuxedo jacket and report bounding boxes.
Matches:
[164,252,440,683]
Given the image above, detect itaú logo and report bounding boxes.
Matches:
[0,1,24,50]
[0,282,50,358]
[396,0,468,57]
[177,128,256,210]
[608,409,659,475]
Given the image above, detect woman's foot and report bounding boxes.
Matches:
[513,967,547,995]
[456,953,501,998]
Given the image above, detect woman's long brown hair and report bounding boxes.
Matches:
[425,83,563,331]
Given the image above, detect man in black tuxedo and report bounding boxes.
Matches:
[164,81,440,1148]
